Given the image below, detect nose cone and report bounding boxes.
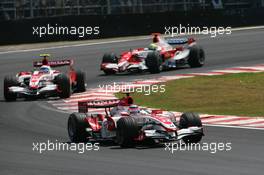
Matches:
[29,83,38,89]
[29,78,39,89]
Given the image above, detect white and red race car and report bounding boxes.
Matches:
[100,33,205,74]
[4,54,86,101]
[67,93,204,147]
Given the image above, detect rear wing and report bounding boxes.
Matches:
[166,38,196,45]
[33,59,74,67]
[78,99,120,113]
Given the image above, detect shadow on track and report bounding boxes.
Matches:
[98,67,189,77]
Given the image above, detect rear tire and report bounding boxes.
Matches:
[102,53,118,63]
[55,74,71,98]
[101,53,118,75]
[179,112,203,143]
[68,113,88,143]
[188,45,205,68]
[4,76,18,101]
[145,51,163,74]
[76,70,86,92]
[116,117,138,147]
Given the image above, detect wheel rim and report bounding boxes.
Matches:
[158,57,163,72]
[159,64,163,71]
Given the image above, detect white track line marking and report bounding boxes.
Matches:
[204,124,264,130]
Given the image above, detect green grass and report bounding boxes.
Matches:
[117,72,264,117]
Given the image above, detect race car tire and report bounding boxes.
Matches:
[188,45,205,68]
[145,51,163,74]
[102,53,118,63]
[179,112,203,144]
[4,76,18,101]
[102,53,118,75]
[76,70,86,92]
[68,113,88,143]
[55,74,71,98]
[103,69,116,75]
[116,117,138,147]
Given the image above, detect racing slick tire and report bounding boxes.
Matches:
[188,45,205,68]
[4,76,18,101]
[55,74,71,98]
[102,53,118,63]
[75,70,86,92]
[68,113,88,143]
[179,112,203,144]
[103,69,117,75]
[101,53,118,75]
[145,51,163,74]
[116,117,138,147]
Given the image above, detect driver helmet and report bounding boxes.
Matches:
[153,34,159,43]
[39,65,51,74]
[148,43,158,50]
[129,105,140,114]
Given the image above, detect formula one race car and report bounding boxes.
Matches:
[100,33,205,74]
[67,93,204,147]
[4,54,86,101]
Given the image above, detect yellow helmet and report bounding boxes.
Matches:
[149,43,158,50]
[40,54,50,57]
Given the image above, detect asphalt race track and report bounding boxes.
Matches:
[0,28,264,175]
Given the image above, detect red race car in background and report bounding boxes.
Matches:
[101,33,205,75]
[4,54,86,101]
[67,93,204,147]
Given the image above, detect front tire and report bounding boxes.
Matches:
[103,69,116,75]
[55,74,71,98]
[145,51,163,74]
[179,112,203,143]
[68,113,88,143]
[116,117,138,147]
[75,70,86,92]
[188,45,205,68]
[4,76,18,101]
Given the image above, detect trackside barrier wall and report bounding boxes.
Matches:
[0,8,264,45]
